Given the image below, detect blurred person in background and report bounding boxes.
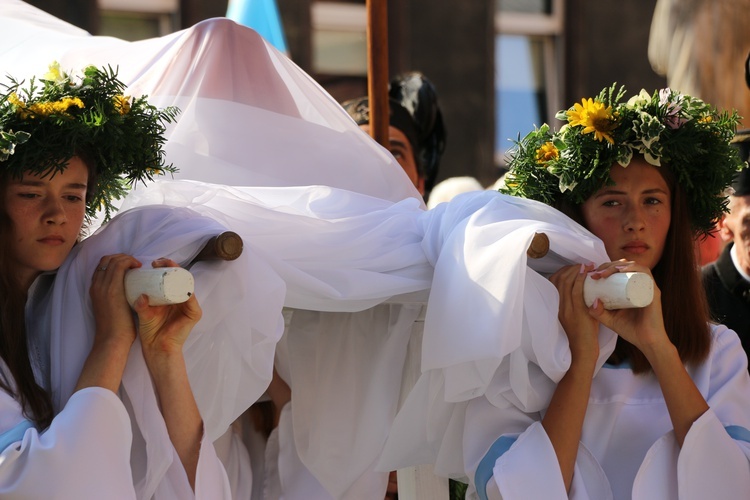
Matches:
[702,147,750,368]
[343,71,446,202]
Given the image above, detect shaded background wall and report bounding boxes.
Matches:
[565,0,665,102]
[33,0,750,190]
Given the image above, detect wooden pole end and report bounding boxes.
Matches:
[526,232,550,259]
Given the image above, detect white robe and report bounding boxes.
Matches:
[0,384,135,499]
[464,324,750,500]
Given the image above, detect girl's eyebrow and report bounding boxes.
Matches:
[14,179,46,186]
[592,187,669,198]
[389,139,409,150]
[591,188,626,198]
[15,179,87,190]
[642,188,670,196]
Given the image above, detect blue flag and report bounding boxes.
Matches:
[226,0,288,53]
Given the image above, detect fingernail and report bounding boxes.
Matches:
[615,265,628,271]
[579,263,586,274]
[593,298,600,309]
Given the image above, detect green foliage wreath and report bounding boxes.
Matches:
[0,63,179,220]
[502,84,744,236]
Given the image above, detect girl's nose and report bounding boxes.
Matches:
[623,205,645,232]
[43,199,67,225]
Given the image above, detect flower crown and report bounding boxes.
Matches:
[501,84,744,236]
[0,63,179,220]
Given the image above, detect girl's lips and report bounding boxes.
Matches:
[38,236,65,245]
[622,242,649,254]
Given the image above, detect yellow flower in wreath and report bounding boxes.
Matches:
[27,97,84,117]
[113,95,131,115]
[535,141,559,164]
[566,98,616,144]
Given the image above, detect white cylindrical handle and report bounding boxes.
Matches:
[124,267,195,307]
[583,272,653,310]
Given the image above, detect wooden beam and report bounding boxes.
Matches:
[366,0,390,148]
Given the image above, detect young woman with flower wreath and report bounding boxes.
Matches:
[463,86,750,499]
[0,64,232,498]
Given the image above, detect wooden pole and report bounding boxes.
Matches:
[367,6,447,497]
[366,0,390,149]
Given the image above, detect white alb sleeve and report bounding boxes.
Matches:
[0,387,135,499]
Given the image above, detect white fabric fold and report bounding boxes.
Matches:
[380,191,616,477]
[280,304,423,499]
[49,205,275,498]
[120,181,432,312]
[0,387,135,499]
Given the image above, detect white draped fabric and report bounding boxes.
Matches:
[0,2,695,499]
[53,205,266,498]
[113,181,618,497]
[0,1,422,207]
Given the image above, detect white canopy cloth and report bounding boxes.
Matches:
[0,2,619,497]
[120,183,617,494]
[0,1,421,207]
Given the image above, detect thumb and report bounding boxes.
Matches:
[588,298,609,322]
[180,295,203,323]
[132,294,150,314]
[588,301,624,333]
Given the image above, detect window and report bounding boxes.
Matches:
[311,1,367,76]
[495,0,563,165]
[97,0,179,40]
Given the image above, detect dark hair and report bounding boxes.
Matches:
[0,176,54,428]
[389,72,446,196]
[342,72,447,199]
[558,161,711,373]
[341,96,422,171]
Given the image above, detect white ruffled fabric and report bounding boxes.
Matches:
[115,181,620,496]
[119,181,432,312]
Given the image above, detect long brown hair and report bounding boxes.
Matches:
[0,178,54,428]
[558,162,712,373]
[0,154,96,428]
